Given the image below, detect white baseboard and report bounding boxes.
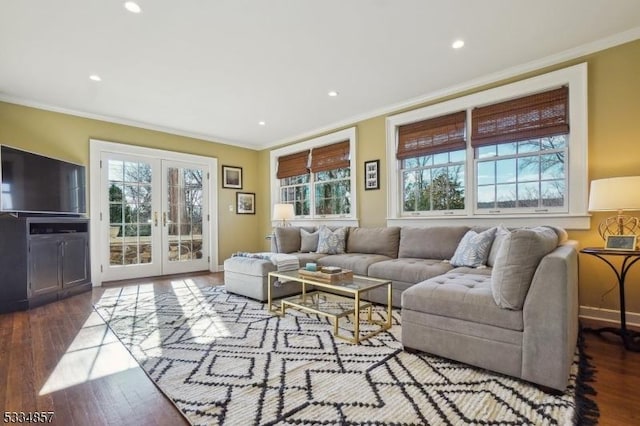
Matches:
[579,305,640,328]
[214,264,225,272]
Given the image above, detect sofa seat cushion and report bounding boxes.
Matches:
[292,252,328,265]
[402,272,523,331]
[224,256,276,276]
[317,253,391,275]
[368,258,454,284]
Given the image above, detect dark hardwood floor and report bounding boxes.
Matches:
[1,272,638,425]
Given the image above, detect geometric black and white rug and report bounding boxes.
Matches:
[93,281,596,426]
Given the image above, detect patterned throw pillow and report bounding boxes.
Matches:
[316,226,347,254]
[450,227,497,268]
[300,229,320,253]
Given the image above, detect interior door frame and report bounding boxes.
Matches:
[90,139,218,287]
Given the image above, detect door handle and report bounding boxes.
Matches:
[154,211,158,227]
[163,212,167,227]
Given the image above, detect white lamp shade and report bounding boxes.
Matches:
[273,203,295,221]
[588,176,640,211]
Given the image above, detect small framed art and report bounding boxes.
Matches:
[222,165,243,189]
[236,192,256,214]
[605,235,637,251]
[364,160,380,190]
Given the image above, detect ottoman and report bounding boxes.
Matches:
[223,256,301,301]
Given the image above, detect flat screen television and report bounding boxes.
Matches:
[0,146,87,215]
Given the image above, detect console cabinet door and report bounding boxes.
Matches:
[62,235,90,288]
[29,237,61,297]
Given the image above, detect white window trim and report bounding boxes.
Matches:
[270,127,358,227]
[386,63,589,230]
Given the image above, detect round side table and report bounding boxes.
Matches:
[580,247,640,352]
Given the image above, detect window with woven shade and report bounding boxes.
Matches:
[473,87,570,213]
[310,140,350,173]
[277,150,310,216]
[398,111,467,214]
[471,86,569,147]
[386,64,587,226]
[276,150,309,179]
[397,111,466,159]
[311,140,351,216]
[270,127,357,220]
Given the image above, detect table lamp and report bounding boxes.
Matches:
[273,203,295,227]
[588,176,640,240]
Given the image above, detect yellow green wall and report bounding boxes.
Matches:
[3,39,639,313]
[258,39,640,314]
[0,102,261,262]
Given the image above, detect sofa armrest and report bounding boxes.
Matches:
[521,240,579,390]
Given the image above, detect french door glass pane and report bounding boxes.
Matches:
[167,167,203,262]
[108,159,153,266]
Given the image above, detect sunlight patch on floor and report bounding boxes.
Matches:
[171,279,230,343]
[39,311,139,395]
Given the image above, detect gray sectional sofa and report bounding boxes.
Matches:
[225,224,578,391]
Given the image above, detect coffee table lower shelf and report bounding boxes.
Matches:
[273,290,389,344]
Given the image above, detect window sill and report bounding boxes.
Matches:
[387,214,590,230]
[271,218,359,228]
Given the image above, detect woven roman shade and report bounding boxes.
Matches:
[396,111,467,159]
[310,140,350,173]
[471,86,569,147]
[276,150,310,179]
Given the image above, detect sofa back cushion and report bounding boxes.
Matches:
[274,227,302,253]
[398,226,469,260]
[491,226,559,310]
[346,226,400,258]
[487,224,510,267]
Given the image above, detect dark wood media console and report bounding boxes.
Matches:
[0,215,91,313]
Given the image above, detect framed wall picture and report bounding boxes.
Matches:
[236,192,255,214]
[222,165,243,189]
[364,159,380,190]
[605,235,637,251]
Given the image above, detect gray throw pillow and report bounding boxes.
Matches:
[487,224,510,267]
[450,227,497,267]
[491,226,559,310]
[274,227,301,253]
[316,226,347,254]
[300,229,320,252]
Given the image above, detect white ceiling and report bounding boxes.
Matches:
[1,1,640,150]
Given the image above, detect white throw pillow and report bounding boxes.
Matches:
[450,227,497,268]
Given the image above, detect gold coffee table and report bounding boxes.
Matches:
[267,270,392,344]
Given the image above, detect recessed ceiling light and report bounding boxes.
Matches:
[124,1,142,14]
[328,90,339,97]
[258,121,266,126]
[452,39,465,49]
[89,74,102,82]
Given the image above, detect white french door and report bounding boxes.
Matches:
[161,160,209,275]
[97,148,214,283]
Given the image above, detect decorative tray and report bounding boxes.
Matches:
[298,268,354,283]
